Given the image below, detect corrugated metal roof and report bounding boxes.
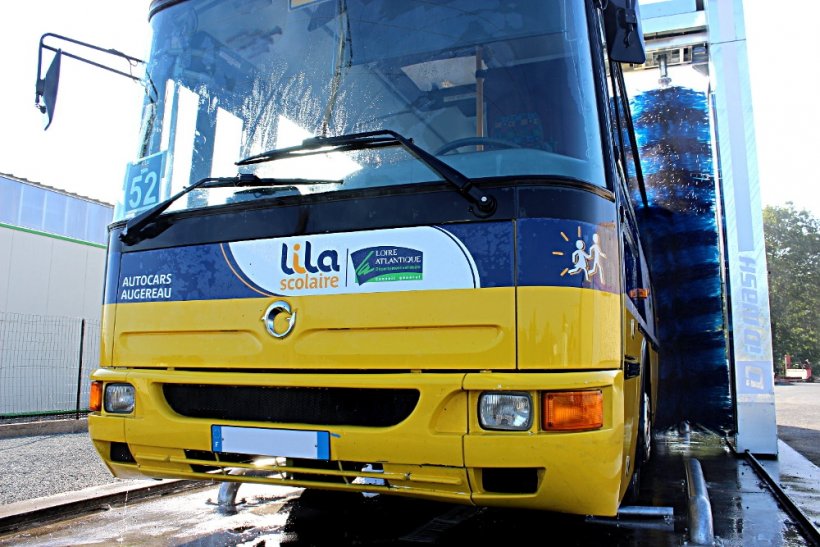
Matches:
[0,172,114,208]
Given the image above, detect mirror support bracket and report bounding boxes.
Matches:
[35,32,153,130]
[603,0,647,65]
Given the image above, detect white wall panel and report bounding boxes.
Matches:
[83,247,107,318]
[0,225,106,320]
[6,230,52,314]
[46,242,88,317]
[0,229,12,311]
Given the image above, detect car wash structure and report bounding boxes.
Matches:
[625,0,777,456]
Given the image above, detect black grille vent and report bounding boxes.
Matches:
[163,384,419,427]
[110,442,136,464]
[482,468,539,494]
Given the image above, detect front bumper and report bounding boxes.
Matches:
[89,368,627,516]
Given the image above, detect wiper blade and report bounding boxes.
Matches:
[119,174,339,245]
[237,130,496,217]
[237,131,397,164]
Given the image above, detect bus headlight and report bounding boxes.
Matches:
[104,383,135,414]
[478,392,532,431]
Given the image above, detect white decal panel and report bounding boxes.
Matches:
[226,226,479,296]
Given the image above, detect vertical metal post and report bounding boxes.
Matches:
[75,318,86,419]
[706,0,778,456]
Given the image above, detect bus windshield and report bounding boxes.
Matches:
[121,0,604,220]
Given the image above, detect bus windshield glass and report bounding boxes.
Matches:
[119,0,604,220]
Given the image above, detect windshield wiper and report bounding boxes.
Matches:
[237,130,497,217]
[119,174,339,245]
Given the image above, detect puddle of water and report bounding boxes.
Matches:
[0,484,302,547]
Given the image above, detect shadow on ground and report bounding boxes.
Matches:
[777,425,820,467]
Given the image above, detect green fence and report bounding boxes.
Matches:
[0,312,100,418]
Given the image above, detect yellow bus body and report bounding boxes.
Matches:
[90,285,654,516]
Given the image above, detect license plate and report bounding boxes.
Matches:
[211,425,330,460]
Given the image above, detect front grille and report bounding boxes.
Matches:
[184,449,253,473]
[163,384,419,427]
[181,450,386,486]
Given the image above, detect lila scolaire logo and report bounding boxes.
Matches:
[279,241,341,290]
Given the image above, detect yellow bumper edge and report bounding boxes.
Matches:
[88,369,626,516]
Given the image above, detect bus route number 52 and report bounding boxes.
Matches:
[123,151,167,215]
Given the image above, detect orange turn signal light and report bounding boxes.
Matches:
[542,390,603,431]
[90,381,103,412]
[629,288,650,300]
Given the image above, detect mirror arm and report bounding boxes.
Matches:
[35,32,153,112]
[620,0,639,47]
[38,32,145,66]
[40,44,144,83]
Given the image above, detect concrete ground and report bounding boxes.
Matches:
[773,382,820,467]
[0,427,146,506]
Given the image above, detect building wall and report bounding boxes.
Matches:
[0,224,107,319]
[0,174,111,319]
[0,174,111,415]
[0,175,110,246]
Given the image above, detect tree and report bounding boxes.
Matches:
[763,203,820,378]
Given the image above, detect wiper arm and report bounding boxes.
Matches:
[119,174,339,245]
[237,130,497,217]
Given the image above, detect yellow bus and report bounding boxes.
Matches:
[88,0,659,517]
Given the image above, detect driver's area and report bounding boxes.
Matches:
[341,36,603,188]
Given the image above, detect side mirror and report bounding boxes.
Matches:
[603,0,647,64]
[36,49,62,130]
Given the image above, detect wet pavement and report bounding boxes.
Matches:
[1,383,818,546]
[1,425,818,546]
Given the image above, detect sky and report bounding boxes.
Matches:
[0,1,818,219]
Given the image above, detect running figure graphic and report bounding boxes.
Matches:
[568,239,591,281]
[566,233,607,283]
[587,233,607,283]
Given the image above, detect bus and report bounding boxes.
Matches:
[85,0,659,517]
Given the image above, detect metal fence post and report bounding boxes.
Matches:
[75,319,85,420]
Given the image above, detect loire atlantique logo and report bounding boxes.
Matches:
[553,227,607,283]
[351,246,423,285]
[279,241,341,291]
